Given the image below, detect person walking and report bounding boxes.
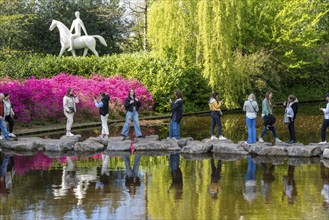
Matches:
[258,91,282,143]
[284,95,298,144]
[169,90,183,139]
[0,93,10,141]
[243,93,259,144]
[3,93,16,138]
[319,93,329,144]
[63,88,79,136]
[209,92,226,140]
[94,92,110,139]
[121,89,144,140]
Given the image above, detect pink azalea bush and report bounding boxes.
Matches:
[0,73,154,123]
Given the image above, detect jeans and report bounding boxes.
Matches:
[321,119,329,142]
[288,118,296,142]
[5,115,14,133]
[123,155,141,178]
[210,116,222,136]
[100,114,109,135]
[64,111,74,132]
[169,120,180,139]
[121,110,142,137]
[246,117,257,144]
[0,118,9,139]
[260,117,278,139]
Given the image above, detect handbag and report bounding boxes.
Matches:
[283,113,290,124]
[263,114,276,126]
[68,107,75,113]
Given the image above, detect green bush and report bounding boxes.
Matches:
[0,52,212,112]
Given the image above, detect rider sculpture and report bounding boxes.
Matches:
[68,11,88,52]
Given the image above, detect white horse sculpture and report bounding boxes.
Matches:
[49,19,107,57]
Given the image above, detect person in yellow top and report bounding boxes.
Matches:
[209,92,227,140]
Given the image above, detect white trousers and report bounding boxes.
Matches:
[101,114,109,135]
[64,111,74,132]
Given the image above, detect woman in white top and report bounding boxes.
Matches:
[63,88,79,136]
[243,93,259,144]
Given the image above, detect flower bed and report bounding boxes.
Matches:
[0,73,154,123]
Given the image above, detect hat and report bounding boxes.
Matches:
[325,93,329,98]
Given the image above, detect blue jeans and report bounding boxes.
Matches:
[0,118,9,139]
[121,110,142,137]
[260,117,278,139]
[246,117,257,144]
[169,120,180,139]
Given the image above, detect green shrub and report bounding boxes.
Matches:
[0,52,212,112]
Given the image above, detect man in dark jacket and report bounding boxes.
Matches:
[94,92,110,138]
[169,90,183,139]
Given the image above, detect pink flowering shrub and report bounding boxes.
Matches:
[0,73,154,123]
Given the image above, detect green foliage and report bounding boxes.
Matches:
[0,52,211,112]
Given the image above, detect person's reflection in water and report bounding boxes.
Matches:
[243,156,257,203]
[53,156,78,198]
[321,162,329,208]
[261,162,275,204]
[282,165,297,204]
[123,154,141,195]
[168,153,183,199]
[96,154,110,190]
[208,159,221,199]
[0,153,14,194]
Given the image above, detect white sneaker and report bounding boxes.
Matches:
[218,136,227,140]
[211,135,218,140]
[258,137,264,143]
[275,138,282,143]
[0,135,3,140]
[8,133,16,138]
[319,141,328,145]
[66,132,74,137]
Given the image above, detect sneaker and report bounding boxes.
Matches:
[0,135,3,140]
[275,138,282,143]
[258,137,264,143]
[137,135,145,138]
[122,136,129,141]
[66,132,74,137]
[218,136,227,140]
[319,141,328,145]
[211,135,218,140]
[8,133,16,138]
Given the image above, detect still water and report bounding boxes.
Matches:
[1,103,329,219]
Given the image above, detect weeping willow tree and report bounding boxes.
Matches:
[148,0,329,107]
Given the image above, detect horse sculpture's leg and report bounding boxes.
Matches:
[83,48,89,57]
[58,46,66,57]
[71,50,77,58]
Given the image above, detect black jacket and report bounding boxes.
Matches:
[171,98,183,123]
[124,96,141,112]
[290,102,298,120]
[99,95,110,116]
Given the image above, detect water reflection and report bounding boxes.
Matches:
[53,156,97,206]
[123,154,141,195]
[0,153,14,195]
[209,159,221,199]
[96,154,110,190]
[282,165,297,204]
[243,157,256,203]
[321,162,329,208]
[168,153,183,200]
[261,162,275,203]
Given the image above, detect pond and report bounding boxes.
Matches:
[1,102,328,219]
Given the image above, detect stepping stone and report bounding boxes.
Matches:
[181,141,212,154]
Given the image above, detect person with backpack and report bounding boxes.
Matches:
[258,91,282,144]
[284,95,298,144]
[94,92,110,139]
[243,93,259,144]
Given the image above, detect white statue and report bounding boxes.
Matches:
[49,12,107,57]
